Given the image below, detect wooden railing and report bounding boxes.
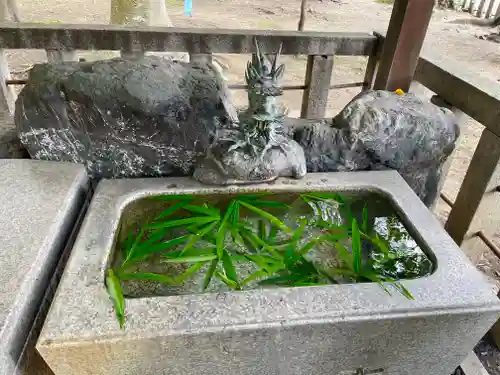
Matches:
[414,50,500,253]
[0,22,380,120]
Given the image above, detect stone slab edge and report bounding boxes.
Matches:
[0,161,90,375]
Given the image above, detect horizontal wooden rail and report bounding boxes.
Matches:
[415,50,500,138]
[4,79,366,90]
[0,22,377,56]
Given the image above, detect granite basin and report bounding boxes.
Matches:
[38,171,500,375]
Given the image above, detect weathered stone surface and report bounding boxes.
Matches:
[193,44,307,185]
[15,57,228,178]
[0,112,28,159]
[0,160,89,375]
[193,125,307,185]
[291,90,460,207]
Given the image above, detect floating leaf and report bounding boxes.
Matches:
[105,269,125,328]
[203,259,218,291]
[238,201,292,233]
[163,253,217,263]
[241,269,269,285]
[184,204,221,217]
[215,270,240,290]
[117,271,177,285]
[362,205,369,233]
[351,219,362,274]
[124,235,190,265]
[146,216,219,230]
[222,250,239,284]
[180,221,218,256]
[154,201,190,220]
[175,262,206,284]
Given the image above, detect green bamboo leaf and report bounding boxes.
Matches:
[105,269,125,328]
[164,253,218,263]
[174,262,206,284]
[238,201,292,233]
[259,273,305,286]
[245,254,282,271]
[124,235,189,264]
[362,205,369,233]
[232,201,240,225]
[258,219,267,242]
[146,216,219,230]
[122,229,146,265]
[351,219,362,274]
[222,250,239,284]
[242,230,284,260]
[122,231,136,257]
[284,221,306,268]
[334,242,354,265]
[215,270,240,290]
[216,202,235,259]
[140,228,171,247]
[241,269,269,285]
[183,204,220,217]
[180,221,218,256]
[154,201,190,220]
[238,229,259,253]
[267,225,278,243]
[116,271,177,284]
[203,259,218,291]
[392,282,414,300]
[216,224,226,260]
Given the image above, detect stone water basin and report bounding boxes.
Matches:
[37,171,500,375]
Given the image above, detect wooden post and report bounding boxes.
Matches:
[486,0,497,17]
[477,0,488,16]
[469,0,476,13]
[0,0,16,114]
[444,129,500,245]
[300,55,334,119]
[373,0,435,92]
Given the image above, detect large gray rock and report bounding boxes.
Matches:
[15,57,229,178]
[292,90,460,207]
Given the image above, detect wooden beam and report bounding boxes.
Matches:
[373,0,435,92]
[0,0,16,114]
[0,22,377,56]
[444,129,500,245]
[486,0,497,18]
[300,55,335,119]
[414,50,500,138]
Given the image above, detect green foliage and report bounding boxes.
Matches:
[106,192,421,327]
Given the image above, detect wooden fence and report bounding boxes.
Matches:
[463,0,500,19]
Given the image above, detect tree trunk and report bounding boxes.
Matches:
[298,0,307,31]
[110,0,178,59]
